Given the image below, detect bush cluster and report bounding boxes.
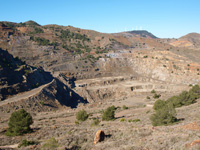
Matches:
[150,85,200,126]
[166,85,200,108]
[18,140,37,148]
[31,37,58,47]
[60,29,90,42]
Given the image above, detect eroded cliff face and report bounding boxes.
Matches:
[97,50,200,84]
[72,75,189,103]
[0,79,85,113]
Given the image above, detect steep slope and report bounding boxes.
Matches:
[0,48,86,112]
[0,20,200,83]
[0,48,53,100]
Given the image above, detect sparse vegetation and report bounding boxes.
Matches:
[128,119,140,122]
[60,29,90,42]
[5,109,33,136]
[42,137,59,150]
[18,139,38,148]
[32,37,51,46]
[1,19,200,150]
[29,27,44,34]
[91,119,100,126]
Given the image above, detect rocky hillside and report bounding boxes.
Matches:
[0,47,86,112]
[0,48,53,101]
[116,30,157,39]
[0,20,200,111]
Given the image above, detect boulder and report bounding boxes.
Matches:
[94,130,105,144]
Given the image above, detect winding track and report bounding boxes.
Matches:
[0,79,54,106]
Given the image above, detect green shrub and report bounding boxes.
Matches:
[39,100,45,105]
[42,138,59,150]
[146,96,151,99]
[122,105,128,110]
[128,119,140,122]
[75,120,79,125]
[153,100,166,110]
[120,118,126,122]
[91,119,100,126]
[166,96,181,108]
[151,89,156,93]
[143,55,148,58]
[29,27,44,34]
[35,83,39,87]
[177,91,195,106]
[5,109,33,136]
[76,110,88,121]
[150,103,177,126]
[189,85,200,99]
[32,37,51,46]
[24,69,30,75]
[18,139,38,148]
[153,93,161,99]
[102,106,116,121]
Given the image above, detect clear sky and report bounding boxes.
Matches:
[1,0,200,38]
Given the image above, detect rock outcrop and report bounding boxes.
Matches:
[94,130,105,144]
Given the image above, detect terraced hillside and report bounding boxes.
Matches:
[1,21,200,150]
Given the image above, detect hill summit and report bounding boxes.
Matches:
[115,30,157,39]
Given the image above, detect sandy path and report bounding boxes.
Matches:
[0,79,54,106]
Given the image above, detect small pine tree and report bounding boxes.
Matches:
[6,109,33,136]
[102,106,116,121]
[76,109,88,121]
[150,103,177,126]
[189,84,200,99]
[153,99,166,110]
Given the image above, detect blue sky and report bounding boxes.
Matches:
[1,0,200,38]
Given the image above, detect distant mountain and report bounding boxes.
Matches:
[170,32,200,48]
[24,20,41,26]
[115,30,157,39]
[180,32,200,41]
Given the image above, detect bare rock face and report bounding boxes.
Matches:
[94,130,105,144]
